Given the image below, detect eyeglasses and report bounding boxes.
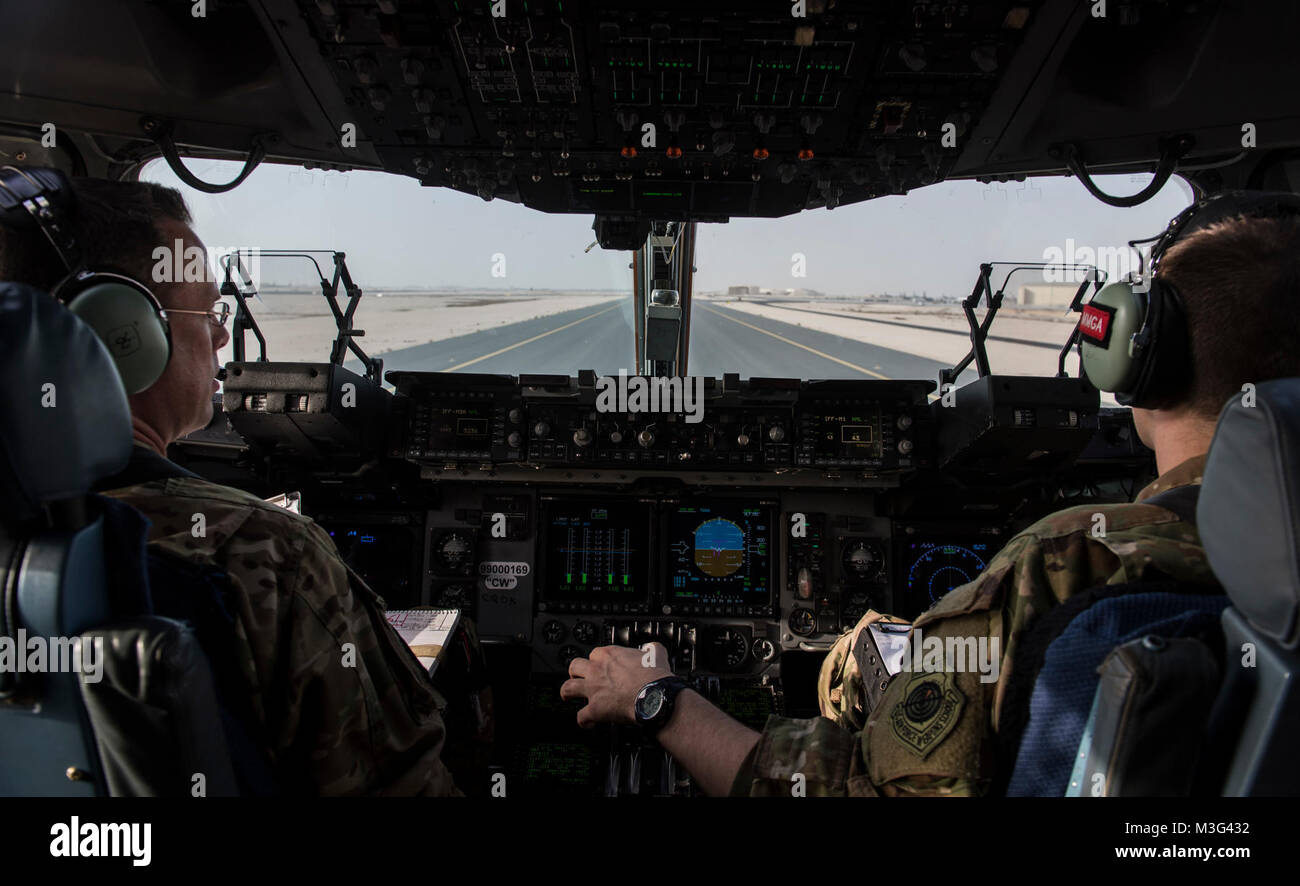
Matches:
[164,302,232,328]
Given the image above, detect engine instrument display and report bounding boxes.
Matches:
[541,499,650,612]
[901,538,994,615]
[666,503,773,613]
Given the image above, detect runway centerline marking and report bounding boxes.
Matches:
[445,302,622,371]
[696,304,892,380]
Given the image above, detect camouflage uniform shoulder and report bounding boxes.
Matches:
[1011,500,1212,589]
[102,476,334,564]
[104,475,458,795]
[1020,501,1182,538]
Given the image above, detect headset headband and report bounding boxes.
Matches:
[1149,190,1300,276]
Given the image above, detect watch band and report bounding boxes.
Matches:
[635,676,690,740]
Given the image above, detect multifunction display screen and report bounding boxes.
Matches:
[901,538,994,613]
[542,500,650,606]
[666,503,773,607]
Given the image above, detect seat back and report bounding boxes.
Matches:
[1197,378,1300,795]
[1000,583,1226,796]
[0,282,243,795]
[0,281,133,794]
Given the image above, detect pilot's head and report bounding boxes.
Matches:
[0,178,229,453]
[1132,212,1300,463]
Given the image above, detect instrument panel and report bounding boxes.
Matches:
[230,369,1138,680]
[387,371,934,480]
[312,485,1002,678]
[207,364,1150,796]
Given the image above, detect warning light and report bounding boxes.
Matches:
[666,145,683,159]
[752,147,770,160]
[797,147,815,161]
[620,145,637,159]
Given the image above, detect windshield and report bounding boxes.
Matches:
[143,159,1191,395]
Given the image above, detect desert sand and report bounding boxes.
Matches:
[216,290,621,365]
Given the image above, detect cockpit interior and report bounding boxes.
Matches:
[1,0,1298,801]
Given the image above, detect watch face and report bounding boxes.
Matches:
[638,686,665,720]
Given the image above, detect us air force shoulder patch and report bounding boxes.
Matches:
[889,672,966,758]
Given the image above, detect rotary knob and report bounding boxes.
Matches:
[532,420,551,438]
[897,439,914,455]
[506,431,522,448]
[736,432,751,447]
[637,429,655,448]
[573,427,592,447]
[508,408,523,424]
[609,429,624,444]
[768,425,786,443]
[896,414,914,431]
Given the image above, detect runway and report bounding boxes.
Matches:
[366,298,979,386]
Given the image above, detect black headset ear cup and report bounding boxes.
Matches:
[1129,279,1191,409]
[57,272,171,394]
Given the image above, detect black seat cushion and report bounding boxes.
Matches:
[77,616,241,796]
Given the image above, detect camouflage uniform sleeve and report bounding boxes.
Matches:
[244,520,461,796]
[732,535,1038,798]
[732,498,1211,798]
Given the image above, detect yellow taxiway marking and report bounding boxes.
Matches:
[447,303,622,371]
[697,304,892,380]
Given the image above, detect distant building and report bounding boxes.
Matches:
[727,285,756,296]
[1017,283,1080,307]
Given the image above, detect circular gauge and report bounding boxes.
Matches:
[841,539,883,583]
[788,607,816,637]
[437,583,471,608]
[724,630,748,669]
[705,628,750,671]
[907,544,989,606]
[752,637,776,662]
[572,621,597,645]
[434,530,473,574]
[543,620,567,644]
[841,590,878,626]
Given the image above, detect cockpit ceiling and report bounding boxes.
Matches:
[1,1,1298,218]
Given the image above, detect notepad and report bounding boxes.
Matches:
[385,608,462,677]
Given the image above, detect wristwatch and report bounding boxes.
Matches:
[633,676,690,740]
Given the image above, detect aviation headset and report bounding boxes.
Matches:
[1079,189,1300,409]
[0,165,172,394]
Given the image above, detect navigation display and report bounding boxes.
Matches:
[666,503,773,611]
[541,500,650,611]
[899,537,994,616]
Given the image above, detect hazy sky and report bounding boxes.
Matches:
[143,158,1193,298]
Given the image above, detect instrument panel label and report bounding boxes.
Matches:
[479,561,530,589]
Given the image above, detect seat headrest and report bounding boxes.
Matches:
[0,283,132,526]
[1198,378,1300,650]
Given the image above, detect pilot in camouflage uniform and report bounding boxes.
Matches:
[731,453,1216,797]
[103,464,461,797]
